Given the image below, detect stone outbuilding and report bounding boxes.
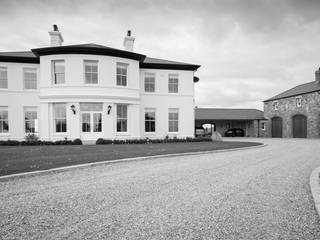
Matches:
[264,68,320,138]
[195,108,267,137]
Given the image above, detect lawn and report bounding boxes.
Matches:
[0,141,262,176]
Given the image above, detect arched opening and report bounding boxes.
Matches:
[292,114,307,138]
[271,116,282,138]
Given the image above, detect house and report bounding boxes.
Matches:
[195,108,266,137]
[263,68,320,138]
[0,26,200,142]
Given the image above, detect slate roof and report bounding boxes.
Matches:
[264,81,320,102]
[0,44,200,70]
[195,108,265,120]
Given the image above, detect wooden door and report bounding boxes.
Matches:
[292,115,307,138]
[271,117,282,138]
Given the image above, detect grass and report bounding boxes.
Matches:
[0,141,262,176]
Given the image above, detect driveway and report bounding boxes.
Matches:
[1,138,320,239]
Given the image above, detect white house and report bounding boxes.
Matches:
[0,26,200,142]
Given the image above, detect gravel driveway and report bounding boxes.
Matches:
[1,138,320,239]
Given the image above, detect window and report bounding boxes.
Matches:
[296,97,302,107]
[23,68,37,89]
[93,113,102,132]
[261,122,266,131]
[168,108,179,132]
[117,104,127,132]
[0,67,8,89]
[144,73,155,92]
[24,108,38,133]
[168,74,179,93]
[80,103,103,133]
[145,109,156,132]
[116,63,128,86]
[273,101,279,111]
[82,113,90,132]
[0,107,8,133]
[52,60,65,84]
[54,104,67,132]
[84,60,98,84]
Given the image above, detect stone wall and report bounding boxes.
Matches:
[264,91,320,138]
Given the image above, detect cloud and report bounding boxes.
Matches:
[0,0,320,110]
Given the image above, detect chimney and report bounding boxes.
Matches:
[315,68,320,84]
[123,30,135,52]
[48,24,64,47]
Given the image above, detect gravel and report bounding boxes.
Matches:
[1,138,320,239]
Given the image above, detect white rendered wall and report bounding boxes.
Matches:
[0,62,40,140]
[139,68,195,138]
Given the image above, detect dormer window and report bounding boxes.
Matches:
[273,101,279,111]
[296,96,302,107]
[52,60,65,84]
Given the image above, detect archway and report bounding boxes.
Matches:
[292,114,307,138]
[271,117,282,138]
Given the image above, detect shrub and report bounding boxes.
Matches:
[72,138,82,145]
[25,133,39,142]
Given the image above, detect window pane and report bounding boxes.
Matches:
[0,67,8,89]
[82,113,90,132]
[93,113,102,132]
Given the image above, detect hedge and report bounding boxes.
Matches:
[96,136,212,145]
[0,138,82,146]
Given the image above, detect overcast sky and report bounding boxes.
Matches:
[1,0,320,110]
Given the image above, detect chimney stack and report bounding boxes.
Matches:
[49,24,64,47]
[316,68,320,84]
[123,30,135,52]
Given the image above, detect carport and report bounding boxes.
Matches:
[195,108,266,137]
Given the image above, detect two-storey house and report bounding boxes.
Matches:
[0,26,200,141]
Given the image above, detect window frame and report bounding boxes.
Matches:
[84,60,99,84]
[261,122,266,131]
[23,68,37,90]
[168,74,179,93]
[0,107,9,134]
[116,62,128,87]
[144,108,156,133]
[273,101,279,111]
[52,60,65,85]
[144,73,155,92]
[168,108,179,133]
[0,66,8,89]
[116,104,128,133]
[24,107,38,133]
[53,103,67,133]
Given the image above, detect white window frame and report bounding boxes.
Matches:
[52,60,65,84]
[145,108,156,133]
[168,74,179,93]
[116,63,128,86]
[0,66,8,89]
[53,103,67,133]
[168,108,179,133]
[296,96,303,107]
[144,73,155,92]
[84,60,98,84]
[0,107,9,134]
[116,104,128,132]
[24,107,38,133]
[273,101,279,111]
[23,68,37,90]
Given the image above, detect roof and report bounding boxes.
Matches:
[32,43,146,62]
[0,44,200,70]
[264,81,320,102]
[140,57,200,71]
[0,51,39,63]
[195,108,265,120]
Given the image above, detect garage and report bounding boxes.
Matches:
[292,114,307,138]
[271,117,282,138]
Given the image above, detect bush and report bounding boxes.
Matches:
[72,138,82,145]
[25,133,39,142]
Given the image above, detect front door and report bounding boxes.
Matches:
[292,114,307,138]
[271,117,282,138]
[81,111,102,140]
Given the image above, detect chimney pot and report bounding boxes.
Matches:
[316,68,320,84]
[53,24,58,31]
[127,30,131,36]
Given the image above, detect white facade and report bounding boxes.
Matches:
[0,28,199,141]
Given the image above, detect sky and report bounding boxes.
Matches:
[1,0,320,110]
